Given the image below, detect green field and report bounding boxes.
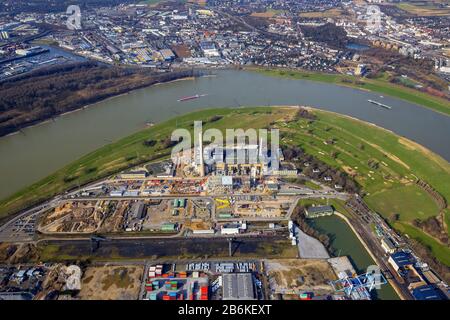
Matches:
[283,108,450,265]
[250,68,450,116]
[396,2,450,17]
[1,106,449,265]
[304,180,322,191]
[365,185,439,221]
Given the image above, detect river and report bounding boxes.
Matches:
[0,69,449,199]
[310,215,400,300]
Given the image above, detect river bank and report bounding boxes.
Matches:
[0,66,202,138]
[248,66,450,116]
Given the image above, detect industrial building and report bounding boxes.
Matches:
[160,49,175,61]
[161,223,178,232]
[120,170,148,179]
[124,202,147,232]
[222,273,255,300]
[412,285,447,300]
[206,176,234,191]
[131,202,146,220]
[200,41,220,58]
[220,222,247,235]
[388,251,415,272]
[305,205,334,218]
[381,237,396,254]
[203,144,267,177]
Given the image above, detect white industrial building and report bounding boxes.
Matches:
[220,222,247,235]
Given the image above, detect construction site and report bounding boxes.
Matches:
[79,265,144,300]
[215,195,294,219]
[38,201,108,234]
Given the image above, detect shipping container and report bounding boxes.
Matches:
[299,293,312,300]
[149,293,158,301]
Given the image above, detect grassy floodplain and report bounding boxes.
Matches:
[396,2,450,17]
[0,106,449,265]
[283,108,450,265]
[249,67,450,116]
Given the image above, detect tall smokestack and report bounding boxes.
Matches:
[199,131,204,177]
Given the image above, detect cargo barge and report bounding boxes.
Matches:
[177,94,208,102]
[368,99,392,110]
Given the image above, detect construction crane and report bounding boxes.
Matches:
[330,270,388,300]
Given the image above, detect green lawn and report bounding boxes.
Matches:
[304,180,322,190]
[365,185,439,221]
[250,67,450,116]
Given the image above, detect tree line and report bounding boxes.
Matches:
[0,62,198,137]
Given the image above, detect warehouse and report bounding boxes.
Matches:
[131,202,146,220]
[305,205,334,218]
[388,251,415,272]
[220,222,246,235]
[120,170,147,179]
[381,237,396,254]
[412,285,447,300]
[222,273,255,300]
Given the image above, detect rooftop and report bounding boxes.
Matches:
[222,273,255,300]
[412,285,447,301]
[390,251,415,267]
